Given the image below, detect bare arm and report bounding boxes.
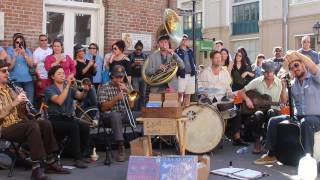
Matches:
[50,85,70,106]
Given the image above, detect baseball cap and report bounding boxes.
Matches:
[261,59,275,72]
[158,34,170,42]
[182,34,189,39]
[74,44,85,53]
[111,65,125,77]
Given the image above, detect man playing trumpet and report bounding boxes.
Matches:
[0,60,70,180]
[45,65,91,168]
[98,65,139,162]
[144,35,184,93]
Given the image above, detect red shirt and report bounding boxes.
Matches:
[44,54,76,78]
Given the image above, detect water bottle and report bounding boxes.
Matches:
[236,147,248,155]
[298,153,317,180]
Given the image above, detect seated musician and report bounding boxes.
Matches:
[254,51,320,164]
[98,65,139,162]
[45,65,91,169]
[144,35,184,93]
[240,59,287,154]
[0,60,70,180]
[198,50,248,146]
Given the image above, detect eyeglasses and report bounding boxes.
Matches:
[0,68,9,73]
[290,62,300,70]
[89,47,97,50]
[15,41,21,44]
[40,39,48,42]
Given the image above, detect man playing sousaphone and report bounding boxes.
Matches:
[240,59,288,154]
[143,35,184,93]
[198,50,248,146]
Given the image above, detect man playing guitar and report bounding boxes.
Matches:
[254,51,320,165]
[0,60,70,180]
[240,59,288,154]
[199,50,248,146]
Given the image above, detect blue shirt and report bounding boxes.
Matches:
[6,46,33,82]
[298,48,319,64]
[0,47,4,52]
[45,84,76,117]
[292,69,320,116]
[85,53,103,84]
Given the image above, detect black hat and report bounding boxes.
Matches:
[158,35,170,42]
[262,59,275,72]
[111,65,125,77]
[74,44,85,53]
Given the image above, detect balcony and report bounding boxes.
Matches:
[232,20,259,35]
[184,28,203,40]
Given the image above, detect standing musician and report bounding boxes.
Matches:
[0,60,70,180]
[45,65,91,169]
[144,35,184,93]
[98,65,139,162]
[198,50,248,146]
[254,51,320,165]
[240,59,288,154]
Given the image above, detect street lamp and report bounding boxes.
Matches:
[313,21,320,44]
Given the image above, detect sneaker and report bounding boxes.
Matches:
[254,154,277,165]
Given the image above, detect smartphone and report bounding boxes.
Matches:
[92,55,96,61]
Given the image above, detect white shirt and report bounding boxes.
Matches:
[33,47,53,79]
[198,67,232,101]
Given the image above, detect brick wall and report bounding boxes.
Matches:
[103,0,177,53]
[0,0,43,50]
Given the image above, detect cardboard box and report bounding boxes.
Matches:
[164,92,179,101]
[130,137,150,156]
[197,155,210,180]
[148,93,163,102]
[143,118,177,135]
[162,100,180,107]
[141,107,182,118]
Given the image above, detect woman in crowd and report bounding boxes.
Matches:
[251,54,265,78]
[6,33,34,103]
[220,48,233,74]
[106,40,132,82]
[237,47,252,67]
[45,39,76,78]
[85,43,103,90]
[231,50,255,91]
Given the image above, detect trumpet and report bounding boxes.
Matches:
[63,78,85,91]
[119,72,139,128]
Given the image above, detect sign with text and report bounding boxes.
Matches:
[122,32,152,51]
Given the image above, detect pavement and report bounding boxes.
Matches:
[0,138,312,180]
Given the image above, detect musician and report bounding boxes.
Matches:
[144,35,184,93]
[254,51,320,165]
[198,50,248,146]
[240,59,288,154]
[98,65,139,162]
[45,65,90,169]
[0,60,70,180]
[175,34,196,107]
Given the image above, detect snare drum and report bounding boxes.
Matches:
[179,104,225,154]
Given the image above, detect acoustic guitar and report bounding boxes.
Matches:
[240,90,284,114]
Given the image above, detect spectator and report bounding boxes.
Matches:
[74,44,97,81]
[44,39,76,79]
[237,47,252,66]
[270,46,284,75]
[297,35,319,64]
[220,48,233,74]
[33,34,53,96]
[128,40,147,110]
[6,33,34,103]
[215,40,224,51]
[85,43,103,90]
[252,54,265,78]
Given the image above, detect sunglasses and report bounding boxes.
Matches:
[112,47,118,51]
[40,39,48,42]
[0,68,9,73]
[15,41,22,44]
[290,62,300,70]
[89,47,97,50]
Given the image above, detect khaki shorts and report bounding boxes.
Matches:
[178,74,195,94]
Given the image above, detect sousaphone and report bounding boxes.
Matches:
[141,9,183,86]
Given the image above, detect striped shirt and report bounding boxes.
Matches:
[98,82,126,113]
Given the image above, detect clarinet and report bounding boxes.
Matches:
[7,78,40,120]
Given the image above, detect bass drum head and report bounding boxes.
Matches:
[182,104,224,154]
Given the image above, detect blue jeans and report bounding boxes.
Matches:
[15,81,34,105]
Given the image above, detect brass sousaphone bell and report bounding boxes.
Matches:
[142,9,183,86]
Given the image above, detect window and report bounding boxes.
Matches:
[233,39,260,64]
[183,13,202,30]
[63,0,95,2]
[290,0,319,4]
[232,2,259,35]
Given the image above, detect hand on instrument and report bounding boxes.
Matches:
[66,75,74,87]
[167,49,174,55]
[114,92,124,101]
[118,83,129,93]
[160,64,167,71]
[245,98,254,109]
[13,92,28,106]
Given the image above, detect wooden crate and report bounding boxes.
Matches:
[130,137,150,156]
[143,118,177,135]
[141,107,182,118]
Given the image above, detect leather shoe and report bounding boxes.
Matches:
[233,139,249,146]
[45,162,71,174]
[74,160,88,169]
[31,167,50,180]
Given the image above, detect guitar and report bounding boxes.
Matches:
[240,90,283,114]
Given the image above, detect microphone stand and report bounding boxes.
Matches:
[285,74,294,121]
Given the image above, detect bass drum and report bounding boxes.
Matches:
[180,104,225,154]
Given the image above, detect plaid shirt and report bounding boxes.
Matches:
[98,82,126,113]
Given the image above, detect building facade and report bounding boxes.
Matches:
[182,0,320,65]
[0,0,177,56]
